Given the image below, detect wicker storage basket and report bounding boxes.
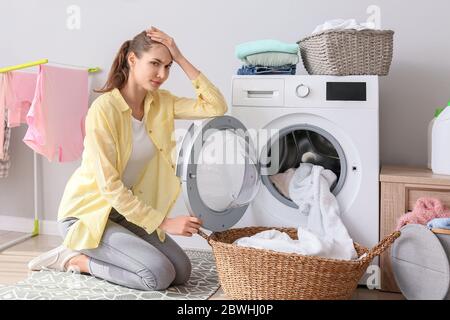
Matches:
[297,29,394,76]
[199,227,400,300]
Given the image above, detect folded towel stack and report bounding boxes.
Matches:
[235,39,299,75]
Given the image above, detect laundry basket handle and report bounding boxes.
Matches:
[363,231,401,263]
[197,228,212,245]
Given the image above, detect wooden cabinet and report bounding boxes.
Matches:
[380,166,450,292]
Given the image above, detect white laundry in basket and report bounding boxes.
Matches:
[312,19,377,34]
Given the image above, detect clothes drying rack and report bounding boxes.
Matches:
[0,59,100,252]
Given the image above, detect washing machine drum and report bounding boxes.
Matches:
[267,129,342,194]
[277,131,339,173]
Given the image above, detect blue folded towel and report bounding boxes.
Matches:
[235,39,299,59]
[427,217,450,230]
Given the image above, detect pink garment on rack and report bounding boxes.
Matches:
[23,65,89,162]
[6,71,37,128]
[0,71,37,160]
[395,197,450,230]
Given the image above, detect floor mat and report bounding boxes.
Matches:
[0,249,219,300]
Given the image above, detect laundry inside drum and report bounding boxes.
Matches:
[265,129,344,201]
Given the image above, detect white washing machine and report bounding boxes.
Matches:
[176,75,380,278]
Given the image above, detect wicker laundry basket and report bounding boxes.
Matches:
[297,29,394,76]
[199,227,400,300]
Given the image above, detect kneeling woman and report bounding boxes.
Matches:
[28,27,227,291]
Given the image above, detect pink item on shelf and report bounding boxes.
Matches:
[396,197,450,230]
[23,64,89,162]
[6,71,38,128]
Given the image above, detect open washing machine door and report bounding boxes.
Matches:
[176,115,261,231]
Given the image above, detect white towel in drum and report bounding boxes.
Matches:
[288,163,357,260]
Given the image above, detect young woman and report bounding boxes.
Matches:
[27,27,228,291]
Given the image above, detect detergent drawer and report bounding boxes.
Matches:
[232,78,284,107]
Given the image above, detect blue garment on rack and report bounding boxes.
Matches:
[237,64,296,75]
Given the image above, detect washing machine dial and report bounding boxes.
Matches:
[296,84,310,98]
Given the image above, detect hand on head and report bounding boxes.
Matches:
[146,26,183,63]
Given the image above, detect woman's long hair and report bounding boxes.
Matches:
[95,31,157,93]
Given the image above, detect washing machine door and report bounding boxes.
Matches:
[176,115,261,231]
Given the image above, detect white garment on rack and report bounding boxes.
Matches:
[312,18,377,34]
[122,116,156,189]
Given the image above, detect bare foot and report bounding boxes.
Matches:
[65,254,90,273]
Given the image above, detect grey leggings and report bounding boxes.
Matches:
[58,209,191,291]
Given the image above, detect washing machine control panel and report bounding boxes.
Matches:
[232,75,378,109]
[326,82,367,101]
[295,84,310,98]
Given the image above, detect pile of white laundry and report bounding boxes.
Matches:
[235,163,358,260]
[312,18,378,34]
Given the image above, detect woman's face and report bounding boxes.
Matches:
[129,44,173,91]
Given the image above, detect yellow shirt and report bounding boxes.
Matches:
[58,73,228,250]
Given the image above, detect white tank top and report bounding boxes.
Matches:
[122,116,156,189]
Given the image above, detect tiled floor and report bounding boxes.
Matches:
[0,230,404,300]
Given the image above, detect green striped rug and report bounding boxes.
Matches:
[0,250,219,300]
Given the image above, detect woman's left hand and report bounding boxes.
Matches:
[146,26,184,63]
